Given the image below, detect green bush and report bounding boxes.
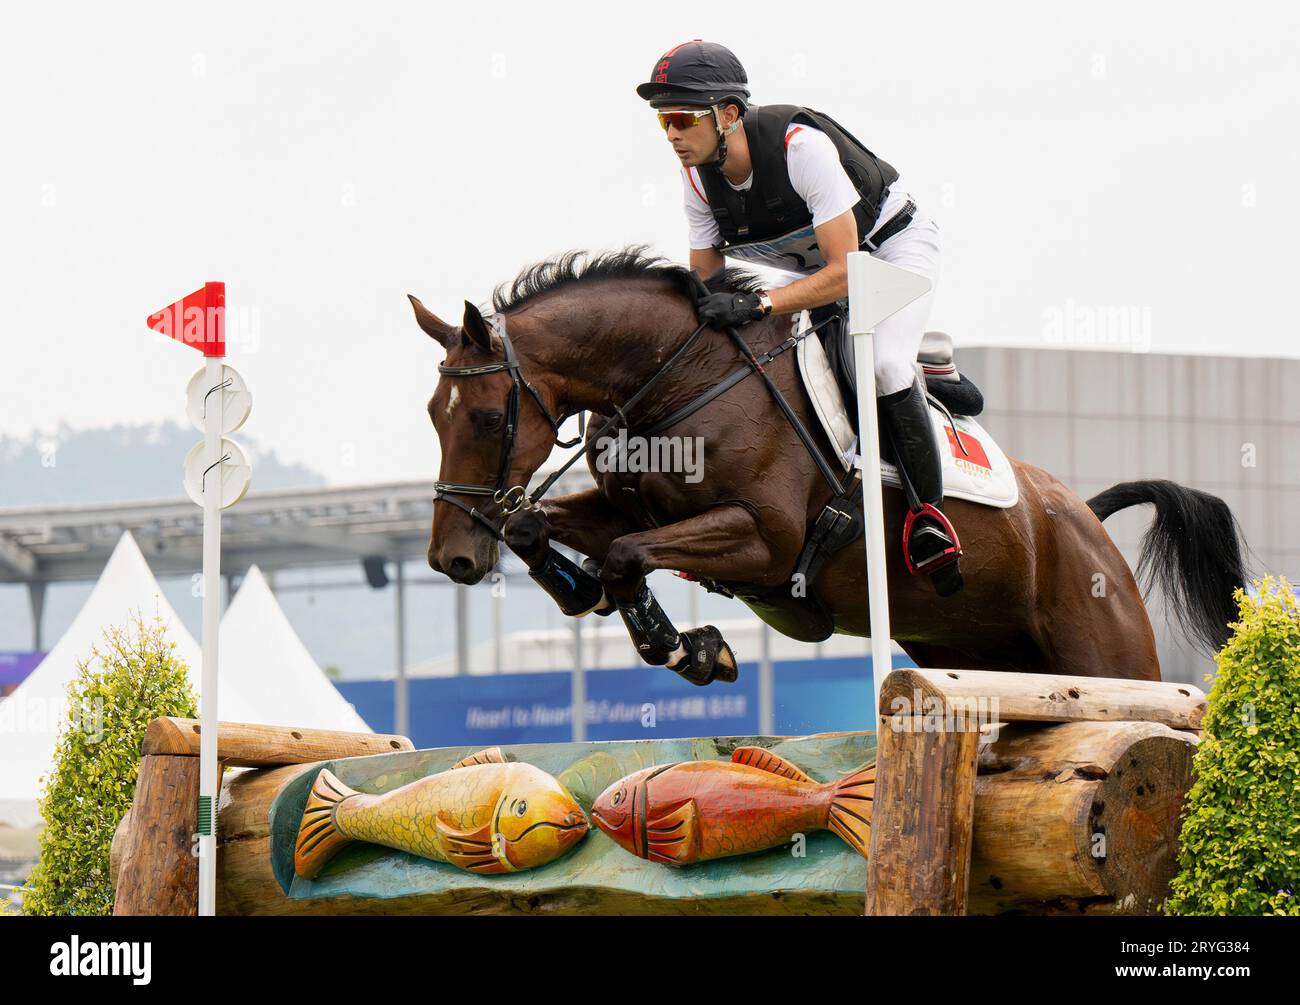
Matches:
[22,613,197,916]
[1166,579,1300,916]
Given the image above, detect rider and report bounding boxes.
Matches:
[637,40,962,596]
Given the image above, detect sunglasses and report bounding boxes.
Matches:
[657,109,714,132]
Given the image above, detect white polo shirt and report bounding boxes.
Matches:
[681,122,912,276]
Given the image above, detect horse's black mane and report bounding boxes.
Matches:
[491,245,765,314]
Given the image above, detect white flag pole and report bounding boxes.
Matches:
[845,251,932,728]
[197,354,223,917]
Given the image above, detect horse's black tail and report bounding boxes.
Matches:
[1087,480,1249,653]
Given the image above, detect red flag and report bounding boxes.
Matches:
[945,426,991,469]
[147,281,226,357]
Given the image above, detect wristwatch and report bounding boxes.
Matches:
[757,291,774,316]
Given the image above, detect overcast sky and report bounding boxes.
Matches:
[3,2,1296,486]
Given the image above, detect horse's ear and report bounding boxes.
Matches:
[407,294,454,347]
[461,301,494,354]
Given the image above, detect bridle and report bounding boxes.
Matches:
[433,314,579,540]
[434,310,717,541]
[434,294,849,543]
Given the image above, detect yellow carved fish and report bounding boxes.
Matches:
[294,748,588,878]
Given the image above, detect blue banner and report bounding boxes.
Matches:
[337,652,914,746]
[773,654,913,735]
[584,664,758,740]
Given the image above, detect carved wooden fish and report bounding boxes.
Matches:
[294,748,588,878]
[590,747,874,865]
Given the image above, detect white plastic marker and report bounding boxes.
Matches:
[845,252,932,726]
[149,283,252,917]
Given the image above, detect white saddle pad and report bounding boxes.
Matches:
[793,311,1019,509]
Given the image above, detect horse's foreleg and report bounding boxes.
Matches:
[597,504,793,687]
[599,503,789,595]
[502,489,644,619]
[539,488,640,560]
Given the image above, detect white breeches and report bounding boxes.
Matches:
[868,208,940,397]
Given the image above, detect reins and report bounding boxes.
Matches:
[433,293,848,538]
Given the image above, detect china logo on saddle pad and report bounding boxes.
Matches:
[945,426,991,470]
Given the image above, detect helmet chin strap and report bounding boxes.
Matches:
[707,103,741,170]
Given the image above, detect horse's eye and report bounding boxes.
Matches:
[482,412,503,432]
[515,799,528,816]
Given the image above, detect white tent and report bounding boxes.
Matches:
[219,566,370,733]
[0,532,257,828]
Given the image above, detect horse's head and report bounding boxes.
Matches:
[408,294,560,585]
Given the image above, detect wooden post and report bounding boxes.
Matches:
[865,667,1204,916]
[865,709,981,915]
[112,754,201,916]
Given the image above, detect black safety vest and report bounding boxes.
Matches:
[697,104,899,273]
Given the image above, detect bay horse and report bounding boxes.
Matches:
[409,248,1247,683]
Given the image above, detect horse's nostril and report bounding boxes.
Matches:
[447,556,475,580]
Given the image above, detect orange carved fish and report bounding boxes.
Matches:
[294,748,588,878]
[590,747,874,865]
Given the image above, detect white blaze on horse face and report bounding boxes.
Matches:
[446,385,461,418]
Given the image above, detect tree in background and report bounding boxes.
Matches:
[1167,579,1300,915]
[22,614,196,916]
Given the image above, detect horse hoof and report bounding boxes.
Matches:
[668,626,738,687]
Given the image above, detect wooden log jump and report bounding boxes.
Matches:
[111,719,413,916]
[111,669,1203,916]
[865,668,1204,915]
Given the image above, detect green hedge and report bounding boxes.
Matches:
[1166,579,1300,915]
[22,613,197,916]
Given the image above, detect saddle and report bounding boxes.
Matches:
[781,313,1017,637]
[813,301,986,424]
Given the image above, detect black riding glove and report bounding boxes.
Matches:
[696,291,765,329]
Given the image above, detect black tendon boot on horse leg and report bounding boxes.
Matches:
[503,510,609,616]
[505,510,734,682]
[879,377,964,597]
[616,582,738,687]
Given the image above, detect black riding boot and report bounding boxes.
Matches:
[879,377,964,596]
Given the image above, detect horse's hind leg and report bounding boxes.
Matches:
[1018,466,1162,680]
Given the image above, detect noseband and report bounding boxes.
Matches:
[433,315,578,540]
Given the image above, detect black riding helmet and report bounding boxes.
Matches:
[637,40,750,167]
[636,39,751,109]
